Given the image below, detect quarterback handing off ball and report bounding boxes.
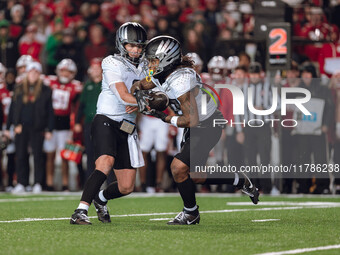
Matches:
[148,91,169,111]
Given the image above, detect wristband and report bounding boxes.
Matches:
[170,116,179,127]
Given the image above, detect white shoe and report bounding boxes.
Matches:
[32,183,42,194]
[25,186,33,192]
[270,186,280,196]
[146,186,156,194]
[5,186,13,192]
[11,184,26,194]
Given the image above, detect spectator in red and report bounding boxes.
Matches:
[152,0,167,16]
[318,25,340,78]
[240,3,254,39]
[114,5,133,29]
[53,0,77,28]
[111,0,137,20]
[19,23,42,62]
[9,4,25,39]
[220,4,242,38]
[179,0,205,23]
[97,2,114,34]
[300,7,332,61]
[31,13,50,45]
[44,59,82,191]
[30,0,54,21]
[293,5,311,37]
[84,24,108,65]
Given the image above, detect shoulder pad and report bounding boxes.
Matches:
[102,55,125,68]
[167,68,201,88]
[166,68,197,84]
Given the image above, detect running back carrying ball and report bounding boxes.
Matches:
[148,91,169,111]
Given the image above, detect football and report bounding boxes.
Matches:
[148,91,169,111]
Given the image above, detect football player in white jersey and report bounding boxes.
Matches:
[132,36,260,225]
[70,22,148,225]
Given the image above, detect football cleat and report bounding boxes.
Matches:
[241,173,260,204]
[167,210,200,225]
[93,200,111,223]
[70,209,92,225]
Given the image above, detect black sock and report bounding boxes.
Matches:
[236,174,246,189]
[98,181,125,203]
[141,183,146,192]
[176,176,197,212]
[80,170,107,204]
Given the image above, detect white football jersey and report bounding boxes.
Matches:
[96,55,146,122]
[151,68,216,122]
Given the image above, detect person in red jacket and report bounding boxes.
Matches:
[299,7,332,61]
[318,25,340,78]
[18,23,42,61]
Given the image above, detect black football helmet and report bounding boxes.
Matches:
[116,22,147,64]
[144,35,181,76]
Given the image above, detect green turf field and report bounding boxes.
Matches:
[0,193,340,255]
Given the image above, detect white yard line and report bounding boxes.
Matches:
[252,219,280,222]
[227,202,340,206]
[1,205,339,224]
[255,244,340,255]
[0,197,79,203]
[149,218,173,221]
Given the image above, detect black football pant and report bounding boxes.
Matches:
[244,124,272,193]
[295,134,329,193]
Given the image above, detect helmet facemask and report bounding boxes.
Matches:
[145,36,182,80]
[122,42,146,65]
[116,22,147,65]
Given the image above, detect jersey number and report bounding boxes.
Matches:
[52,89,71,110]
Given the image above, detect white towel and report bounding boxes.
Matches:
[127,130,144,168]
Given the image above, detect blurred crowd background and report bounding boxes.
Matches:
[0,0,340,195]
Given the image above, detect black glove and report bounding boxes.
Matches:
[133,89,152,112]
[146,109,168,122]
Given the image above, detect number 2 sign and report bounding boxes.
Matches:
[266,23,291,71]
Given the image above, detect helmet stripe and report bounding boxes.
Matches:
[155,40,165,55]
